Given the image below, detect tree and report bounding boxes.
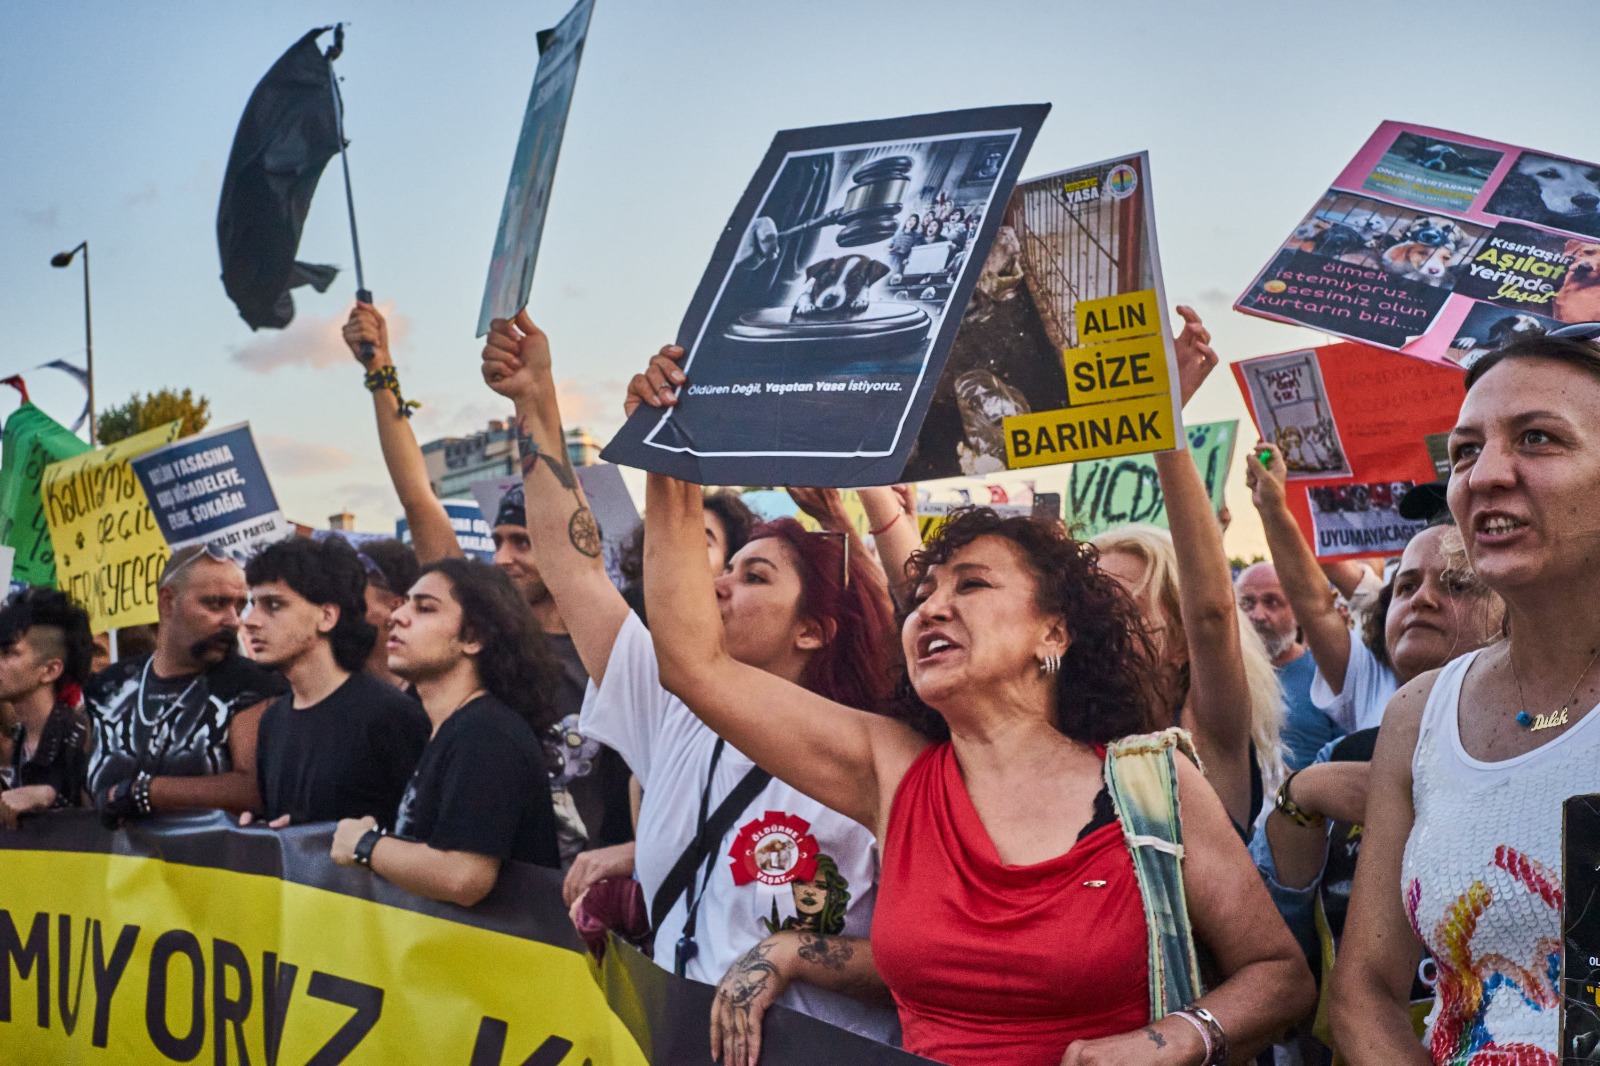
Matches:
[98,387,212,444]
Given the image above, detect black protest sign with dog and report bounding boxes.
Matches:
[600,104,1049,488]
[1237,120,1600,368]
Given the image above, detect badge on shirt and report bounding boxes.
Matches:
[729,811,852,936]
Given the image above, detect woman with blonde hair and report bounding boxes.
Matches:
[1093,522,1287,830]
[1091,308,1285,834]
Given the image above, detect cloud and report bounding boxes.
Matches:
[229,303,410,374]
[560,282,586,301]
[259,436,355,477]
[1196,287,1234,308]
[328,480,403,527]
[23,206,58,230]
[123,184,160,208]
[555,376,626,430]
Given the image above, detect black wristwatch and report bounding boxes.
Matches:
[353,826,387,868]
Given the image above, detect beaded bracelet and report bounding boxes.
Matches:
[131,772,154,816]
[363,364,421,419]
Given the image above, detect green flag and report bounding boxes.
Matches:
[0,402,90,585]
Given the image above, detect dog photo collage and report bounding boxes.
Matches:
[1237,122,1600,361]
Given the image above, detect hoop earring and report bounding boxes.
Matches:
[1038,653,1060,676]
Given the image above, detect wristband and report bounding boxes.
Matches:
[868,511,902,537]
[363,364,421,419]
[131,772,154,816]
[1190,1005,1229,1064]
[1168,1010,1215,1064]
[1275,769,1325,828]
[354,826,387,868]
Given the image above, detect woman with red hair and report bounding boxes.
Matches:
[479,312,902,1060]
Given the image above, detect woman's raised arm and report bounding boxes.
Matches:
[643,471,923,833]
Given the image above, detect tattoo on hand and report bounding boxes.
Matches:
[1143,1026,1166,1048]
[795,933,853,971]
[722,942,779,1011]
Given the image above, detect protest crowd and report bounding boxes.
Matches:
[8,17,1600,1066]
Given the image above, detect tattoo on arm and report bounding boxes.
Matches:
[795,933,854,971]
[514,416,601,558]
[1143,1026,1166,1048]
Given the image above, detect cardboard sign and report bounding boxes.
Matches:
[0,402,91,586]
[41,422,181,632]
[476,0,596,336]
[602,104,1049,487]
[397,500,495,562]
[1237,120,1600,366]
[1232,344,1463,561]
[131,423,292,564]
[902,153,1183,480]
[1066,420,1237,539]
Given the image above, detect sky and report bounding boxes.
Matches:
[5,0,1599,555]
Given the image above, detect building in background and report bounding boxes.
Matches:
[420,419,601,498]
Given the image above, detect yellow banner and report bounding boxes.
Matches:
[1063,334,1172,407]
[0,850,648,1065]
[41,422,181,632]
[1074,289,1161,345]
[1003,393,1178,468]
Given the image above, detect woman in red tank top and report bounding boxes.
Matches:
[630,316,1314,1065]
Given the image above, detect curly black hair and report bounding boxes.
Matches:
[359,538,420,598]
[893,507,1159,745]
[418,558,561,735]
[245,536,377,673]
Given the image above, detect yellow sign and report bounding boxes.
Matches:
[0,850,649,1064]
[1003,393,1177,469]
[41,422,182,632]
[1064,334,1172,407]
[1075,289,1161,344]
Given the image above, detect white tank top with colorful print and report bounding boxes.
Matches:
[1403,648,1600,1065]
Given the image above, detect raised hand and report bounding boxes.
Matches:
[624,344,687,417]
[1173,304,1219,408]
[481,310,553,403]
[1245,441,1289,511]
[343,303,391,367]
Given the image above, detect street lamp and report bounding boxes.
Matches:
[50,241,96,445]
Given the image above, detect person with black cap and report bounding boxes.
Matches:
[0,588,95,827]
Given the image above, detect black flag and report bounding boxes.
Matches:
[217,28,342,330]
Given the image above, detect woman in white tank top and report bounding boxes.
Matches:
[1331,332,1600,1065]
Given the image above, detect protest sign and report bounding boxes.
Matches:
[470,464,641,587]
[41,422,181,632]
[741,489,872,537]
[397,499,495,561]
[1232,343,1463,561]
[131,423,291,565]
[0,545,13,591]
[916,499,1031,541]
[476,0,596,336]
[1236,120,1600,366]
[602,104,1049,487]
[1065,420,1237,539]
[0,813,927,1065]
[903,153,1185,480]
[0,402,91,586]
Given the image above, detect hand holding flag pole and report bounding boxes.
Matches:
[324,24,375,364]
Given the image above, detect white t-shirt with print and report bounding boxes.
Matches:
[1310,629,1399,732]
[580,612,898,1044]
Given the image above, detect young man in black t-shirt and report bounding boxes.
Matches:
[331,558,561,906]
[240,537,428,828]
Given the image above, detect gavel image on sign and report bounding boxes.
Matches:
[740,156,914,266]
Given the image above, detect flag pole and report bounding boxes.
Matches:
[324,24,375,362]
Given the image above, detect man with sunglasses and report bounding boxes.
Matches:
[86,543,287,823]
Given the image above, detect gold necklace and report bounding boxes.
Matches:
[1511,645,1600,732]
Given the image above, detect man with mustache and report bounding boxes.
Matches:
[85,544,288,822]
